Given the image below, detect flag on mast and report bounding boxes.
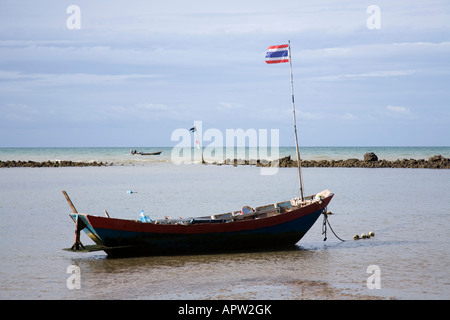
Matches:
[265,44,289,64]
[265,41,304,201]
[189,126,201,150]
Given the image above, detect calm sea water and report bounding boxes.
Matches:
[0,151,449,300]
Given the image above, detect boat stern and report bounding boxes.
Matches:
[69,213,106,248]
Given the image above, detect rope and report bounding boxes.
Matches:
[322,208,346,242]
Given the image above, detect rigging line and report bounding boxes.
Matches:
[322,209,346,242]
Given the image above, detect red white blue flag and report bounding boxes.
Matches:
[265,44,289,64]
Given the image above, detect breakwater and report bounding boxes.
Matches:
[0,160,108,168]
[1,153,449,168]
[216,153,450,169]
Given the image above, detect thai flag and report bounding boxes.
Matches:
[265,44,289,64]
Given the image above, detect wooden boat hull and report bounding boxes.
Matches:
[69,193,333,257]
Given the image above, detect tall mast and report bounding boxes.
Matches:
[288,40,304,201]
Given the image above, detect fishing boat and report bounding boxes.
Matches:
[130,150,162,155]
[64,190,333,257]
[64,42,334,257]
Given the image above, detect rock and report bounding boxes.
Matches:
[278,155,295,167]
[364,152,378,162]
[428,155,443,162]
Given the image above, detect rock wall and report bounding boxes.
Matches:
[218,153,450,169]
[0,160,108,168]
[1,153,449,168]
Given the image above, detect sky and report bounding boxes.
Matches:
[0,0,449,147]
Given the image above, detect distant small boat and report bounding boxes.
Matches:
[130,150,162,155]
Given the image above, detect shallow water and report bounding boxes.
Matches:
[0,163,449,299]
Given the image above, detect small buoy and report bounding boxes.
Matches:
[326,211,333,215]
[369,231,375,237]
[353,234,360,240]
[361,233,367,239]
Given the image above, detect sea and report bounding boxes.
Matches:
[1,146,450,165]
[0,146,449,301]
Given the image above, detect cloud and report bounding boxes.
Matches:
[217,101,245,110]
[1,1,449,147]
[385,105,415,119]
[0,70,161,88]
[98,103,182,123]
[314,70,415,82]
[0,103,40,122]
[386,105,409,114]
[340,112,358,121]
[298,41,450,82]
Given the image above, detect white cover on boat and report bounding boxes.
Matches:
[290,189,331,206]
[314,189,331,200]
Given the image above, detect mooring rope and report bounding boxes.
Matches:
[322,208,346,242]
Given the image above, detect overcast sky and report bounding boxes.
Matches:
[0,0,449,147]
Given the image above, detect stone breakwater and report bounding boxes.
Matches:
[216,153,450,169]
[0,160,109,168]
[1,153,449,169]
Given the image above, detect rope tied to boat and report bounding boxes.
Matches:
[322,208,346,242]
